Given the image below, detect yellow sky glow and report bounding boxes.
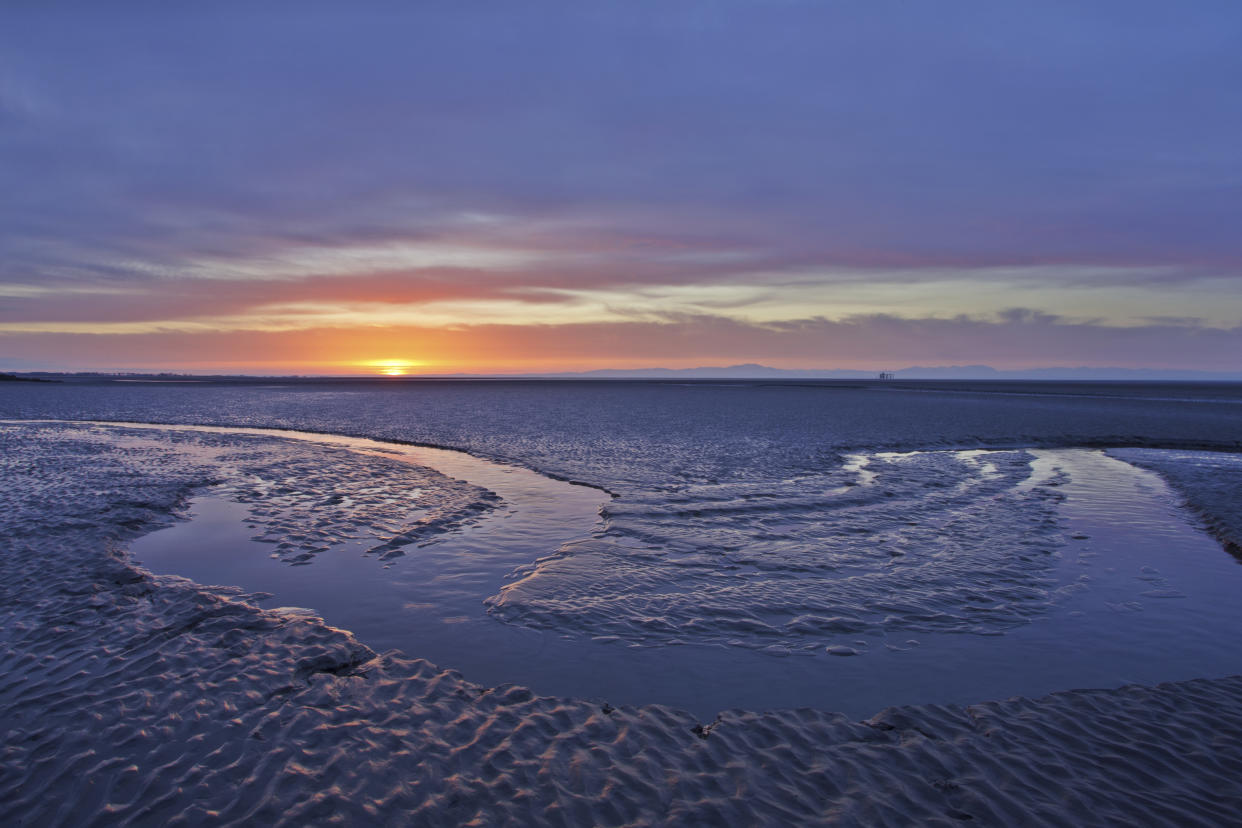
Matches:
[363,359,423,376]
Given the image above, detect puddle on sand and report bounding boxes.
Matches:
[125,423,608,694]
[129,433,1242,720]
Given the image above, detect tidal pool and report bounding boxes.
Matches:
[121,424,1242,719]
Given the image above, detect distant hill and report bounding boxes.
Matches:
[0,372,56,383]
[528,364,1242,381]
[553,363,869,379]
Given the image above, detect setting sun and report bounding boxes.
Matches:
[365,359,420,376]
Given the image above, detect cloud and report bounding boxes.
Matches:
[5,311,1241,374]
[5,4,1242,271]
[0,3,1240,370]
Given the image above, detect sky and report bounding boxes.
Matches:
[3,1,1241,375]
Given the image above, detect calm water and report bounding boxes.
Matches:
[5,380,1242,717]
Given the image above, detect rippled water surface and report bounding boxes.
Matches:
[4,380,1242,717]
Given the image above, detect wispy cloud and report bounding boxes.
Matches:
[5,311,1241,374]
[1,3,1240,371]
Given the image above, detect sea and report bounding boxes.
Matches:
[4,377,1242,719]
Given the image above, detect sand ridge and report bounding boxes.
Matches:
[3,421,1242,825]
[488,450,1071,650]
[1109,448,1242,558]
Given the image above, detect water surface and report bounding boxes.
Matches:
[126,424,1242,719]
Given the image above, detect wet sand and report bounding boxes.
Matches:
[3,420,1242,825]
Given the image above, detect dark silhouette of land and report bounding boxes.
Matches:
[0,372,56,383]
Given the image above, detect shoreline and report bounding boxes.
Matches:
[8,415,1242,496]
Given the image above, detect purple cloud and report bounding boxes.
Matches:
[1,2,1240,369]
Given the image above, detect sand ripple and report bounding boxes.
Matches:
[489,450,1069,650]
[0,422,498,565]
[1110,448,1242,559]
[3,422,1241,824]
[4,549,1241,824]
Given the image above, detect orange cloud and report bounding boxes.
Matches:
[4,313,1242,375]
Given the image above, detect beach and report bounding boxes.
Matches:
[3,381,1242,824]
[9,1,1242,822]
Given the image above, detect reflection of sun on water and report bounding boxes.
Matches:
[365,359,419,376]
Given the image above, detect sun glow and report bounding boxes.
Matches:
[365,359,420,376]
